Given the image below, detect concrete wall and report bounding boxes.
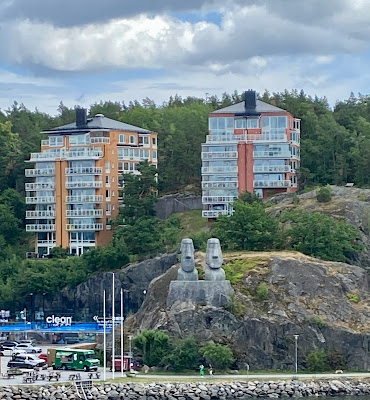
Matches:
[155,194,202,219]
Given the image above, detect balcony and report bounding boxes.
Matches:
[26,224,56,232]
[29,150,64,162]
[25,182,55,191]
[201,166,238,174]
[66,223,104,231]
[90,137,110,144]
[202,196,238,204]
[41,140,49,146]
[66,195,103,203]
[253,165,292,173]
[65,148,103,159]
[26,210,55,219]
[26,196,55,204]
[65,181,103,189]
[253,151,291,158]
[253,180,292,188]
[201,151,238,160]
[66,209,103,217]
[206,135,244,143]
[202,181,238,189]
[65,167,103,175]
[202,210,229,218]
[25,168,55,177]
[246,133,287,142]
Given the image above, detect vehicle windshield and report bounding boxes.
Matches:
[85,354,95,359]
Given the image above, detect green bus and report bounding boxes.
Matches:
[53,349,100,371]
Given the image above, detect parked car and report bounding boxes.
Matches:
[18,339,36,346]
[13,343,42,353]
[7,354,46,369]
[0,341,18,349]
[38,353,48,362]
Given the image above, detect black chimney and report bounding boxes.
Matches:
[244,90,256,110]
[76,108,87,127]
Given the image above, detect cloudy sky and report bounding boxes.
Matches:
[0,0,370,114]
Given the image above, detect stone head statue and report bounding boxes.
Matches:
[180,238,195,272]
[206,238,223,269]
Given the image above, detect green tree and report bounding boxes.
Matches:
[212,201,279,251]
[200,342,235,370]
[133,330,169,367]
[306,349,328,372]
[165,336,200,371]
[316,185,332,203]
[239,191,261,204]
[282,210,362,262]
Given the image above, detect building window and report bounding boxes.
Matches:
[105,162,110,172]
[235,119,246,129]
[153,150,157,159]
[247,118,259,129]
[49,136,63,147]
[152,137,157,145]
[69,134,89,146]
[119,134,125,143]
[129,135,136,144]
[106,190,111,199]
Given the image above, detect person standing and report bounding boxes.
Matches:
[209,365,213,378]
[199,364,204,377]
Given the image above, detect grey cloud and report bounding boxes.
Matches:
[0,0,213,26]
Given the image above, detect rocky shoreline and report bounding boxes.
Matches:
[2,379,370,399]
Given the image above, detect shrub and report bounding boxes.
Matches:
[256,282,269,300]
[225,294,246,318]
[316,185,332,203]
[239,191,261,204]
[346,292,359,303]
[306,348,329,372]
[309,315,326,328]
[223,259,257,285]
[200,342,235,370]
[164,336,200,371]
[133,330,169,367]
[292,193,300,205]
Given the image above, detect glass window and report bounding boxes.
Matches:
[247,118,259,129]
[124,162,129,170]
[144,150,150,158]
[210,118,218,130]
[49,136,63,146]
[235,119,246,129]
[119,134,125,143]
[152,137,157,145]
[218,118,225,129]
[153,151,157,159]
[278,116,287,128]
[226,118,234,129]
[105,162,110,172]
[262,116,269,128]
[118,148,124,159]
[129,135,136,144]
[69,134,89,146]
[144,137,149,145]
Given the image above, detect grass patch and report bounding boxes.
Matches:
[223,259,258,285]
[347,292,359,303]
[176,210,209,238]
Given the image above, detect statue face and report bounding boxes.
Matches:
[206,238,223,269]
[181,238,195,272]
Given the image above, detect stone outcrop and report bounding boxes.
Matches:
[3,379,370,399]
[130,251,370,371]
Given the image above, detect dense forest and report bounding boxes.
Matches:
[0,90,369,312]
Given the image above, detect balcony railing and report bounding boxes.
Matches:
[202,196,238,204]
[65,149,103,159]
[25,169,55,177]
[206,135,244,143]
[65,167,103,175]
[29,150,64,161]
[201,151,238,159]
[66,223,104,231]
[90,137,110,144]
[202,210,229,218]
[26,196,55,204]
[201,166,238,174]
[253,165,292,173]
[25,182,55,191]
[65,181,103,189]
[246,133,287,142]
[66,195,103,203]
[253,151,291,158]
[41,140,49,146]
[202,181,238,189]
[66,209,103,217]
[253,180,292,188]
[26,224,56,232]
[26,210,55,219]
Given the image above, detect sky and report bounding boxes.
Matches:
[1,0,370,114]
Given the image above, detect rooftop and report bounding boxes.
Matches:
[211,100,285,114]
[44,114,152,134]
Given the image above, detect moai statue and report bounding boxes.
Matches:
[205,238,226,281]
[177,238,198,281]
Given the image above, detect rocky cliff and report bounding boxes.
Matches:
[129,251,370,371]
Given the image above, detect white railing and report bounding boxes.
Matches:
[206,135,244,143]
[65,149,103,159]
[201,151,238,159]
[202,196,238,204]
[66,223,104,231]
[29,150,64,161]
[246,133,287,142]
[37,240,56,245]
[202,210,229,218]
[253,151,291,158]
[253,165,292,173]
[90,137,110,144]
[201,166,238,174]
[66,195,103,203]
[202,181,238,189]
[25,169,55,177]
[26,196,55,204]
[41,140,49,146]
[25,182,55,191]
[26,210,55,219]
[65,167,102,175]
[65,181,103,189]
[66,209,103,217]
[26,224,56,232]
[253,180,292,188]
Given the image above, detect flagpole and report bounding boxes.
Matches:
[112,272,115,380]
[103,289,106,381]
[120,288,124,377]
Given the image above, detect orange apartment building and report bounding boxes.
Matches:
[201,90,300,218]
[25,109,158,255]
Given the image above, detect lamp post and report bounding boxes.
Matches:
[293,334,299,375]
[128,335,132,372]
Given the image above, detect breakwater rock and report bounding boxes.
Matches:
[3,379,370,399]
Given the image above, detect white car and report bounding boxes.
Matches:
[13,343,42,353]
